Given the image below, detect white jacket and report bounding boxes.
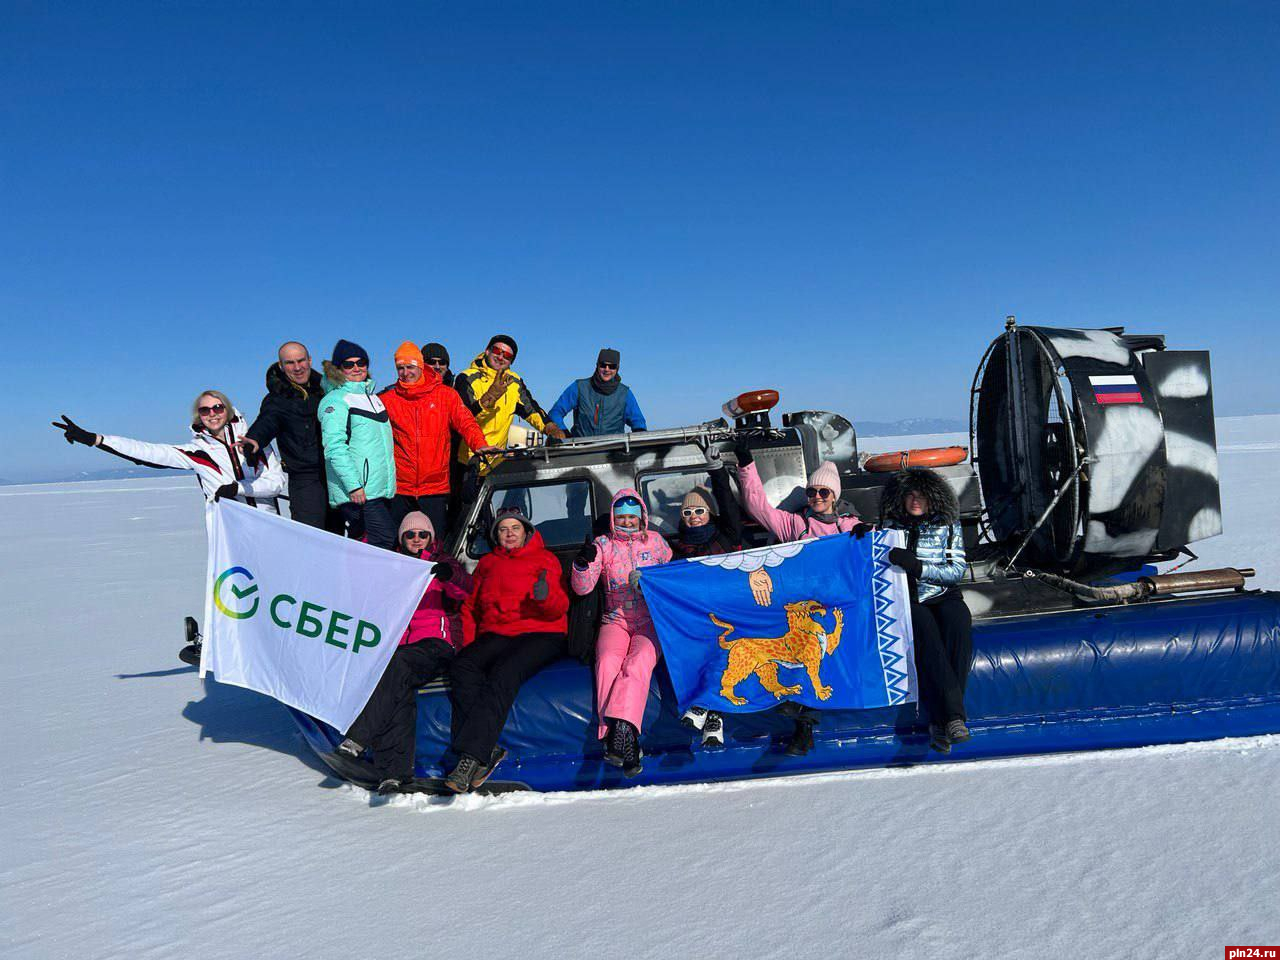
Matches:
[99,412,286,513]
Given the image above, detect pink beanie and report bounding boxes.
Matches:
[398,510,435,542]
[807,461,841,498]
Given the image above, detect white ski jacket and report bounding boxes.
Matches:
[98,411,287,513]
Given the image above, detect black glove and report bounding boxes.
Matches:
[852,522,874,540]
[888,547,922,578]
[52,414,97,447]
[706,447,724,472]
[213,482,240,502]
[531,569,549,602]
[733,442,754,467]
[574,541,598,568]
[431,562,454,583]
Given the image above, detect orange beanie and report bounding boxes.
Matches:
[394,341,424,368]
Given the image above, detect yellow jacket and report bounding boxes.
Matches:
[454,353,554,471]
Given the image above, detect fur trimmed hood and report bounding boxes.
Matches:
[264,362,323,400]
[880,467,959,526]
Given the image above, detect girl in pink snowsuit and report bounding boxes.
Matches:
[570,488,672,775]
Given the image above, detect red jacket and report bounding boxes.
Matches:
[460,530,570,645]
[381,372,488,497]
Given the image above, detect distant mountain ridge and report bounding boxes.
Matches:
[853,417,967,437]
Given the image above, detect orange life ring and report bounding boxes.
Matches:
[863,446,968,473]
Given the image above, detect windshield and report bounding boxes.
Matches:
[639,468,737,536]
[470,480,595,556]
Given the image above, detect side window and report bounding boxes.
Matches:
[639,468,738,536]
[469,480,595,557]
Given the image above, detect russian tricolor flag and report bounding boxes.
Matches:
[1090,374,1143,405]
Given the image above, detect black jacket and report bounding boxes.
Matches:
[245,365,326,477]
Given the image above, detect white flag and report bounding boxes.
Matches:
[200,499,434,733]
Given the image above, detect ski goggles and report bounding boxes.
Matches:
[681,507,709,518]
[613,498,643,517]
[806,487,835,500]
[488,345,515,361]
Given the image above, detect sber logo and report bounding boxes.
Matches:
[211,565,382,653]
[213,566,259,619]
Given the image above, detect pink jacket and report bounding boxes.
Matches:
[401,550,473,649]
[738,461,860,542]
[570,487,673,624]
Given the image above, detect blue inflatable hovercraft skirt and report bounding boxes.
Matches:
[290,591,1280,792]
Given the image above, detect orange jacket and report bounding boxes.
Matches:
[381,372,488,497]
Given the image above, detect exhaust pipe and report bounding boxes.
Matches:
[1027,567,1255,602]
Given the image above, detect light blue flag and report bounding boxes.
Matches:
[641,532,916,714]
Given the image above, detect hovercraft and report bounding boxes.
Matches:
[292,319,1280,793]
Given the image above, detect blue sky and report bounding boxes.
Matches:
[5,1,1278,481]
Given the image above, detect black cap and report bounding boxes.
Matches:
[331,339,369,365]
[487,334,518,360]
[421,342,450,366]
[597,348,621,367]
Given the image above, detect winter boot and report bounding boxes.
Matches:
[471,747,508,790]
[701,712,725,749]
[617,720,643,777]
[946,719,971,744]
[929,724,952,754]
[681,706,708,731]
[603,720,626,768]
[335,738,364,759]
[179,616,202,666]
[785,715,817,756]
[445,755,481,794]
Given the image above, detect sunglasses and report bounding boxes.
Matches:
[681,507,709,518]
[402,530,432,541]
[598,362,618,370]
[340,358,368,370]
[806,487,835,500]
[197,403,227,416]
[425,359,448,367]
[489,346,514,360]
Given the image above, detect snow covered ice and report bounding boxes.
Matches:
[4,417,1279,959]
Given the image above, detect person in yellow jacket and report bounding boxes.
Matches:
[454,335,567,476]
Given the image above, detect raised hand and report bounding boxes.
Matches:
[51,415,98,447]
[575,540,598,568]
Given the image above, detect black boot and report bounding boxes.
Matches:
[617,720,643,777]
[785,714,817,757]
[603,720,626,768]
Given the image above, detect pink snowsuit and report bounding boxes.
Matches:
[570,488,673,739]
[738,461,861,541]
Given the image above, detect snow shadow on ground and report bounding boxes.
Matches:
[179,677,331,777]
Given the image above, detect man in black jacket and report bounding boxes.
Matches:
[243,341,338,530]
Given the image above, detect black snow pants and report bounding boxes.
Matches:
[909,589,974,725]
[346,638,454,779]
[286,473,343,533]
[449,631,568,762]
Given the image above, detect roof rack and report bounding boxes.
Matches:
[478,419,741,466]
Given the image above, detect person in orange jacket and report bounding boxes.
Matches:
[381,341,500,538]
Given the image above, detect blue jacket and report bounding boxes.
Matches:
[548,378,647,437]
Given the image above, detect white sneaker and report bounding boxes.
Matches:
[701,712,725,748]
[681,706,708,731]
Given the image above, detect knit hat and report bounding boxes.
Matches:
[331,339,369,365]
[597,347,621,367]
[491,505,534,542]
[681,485,717,517]
[398,510,435,544]
[487,334,518,360]
[394,341,424,369]
[807,460,841,499]
[421,342,450,366]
